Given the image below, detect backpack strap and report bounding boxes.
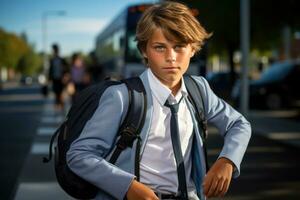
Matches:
[43,124,63,163]
[184,75,209,171]
[109,77,146,180]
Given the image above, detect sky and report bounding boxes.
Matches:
[0,0,157,56]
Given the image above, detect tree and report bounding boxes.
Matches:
[0,28,42,76]
[185,0,239,86]
[0,28,29,69]
[182,0,300,86]
[17,49,42,75]
[251,0,300,51]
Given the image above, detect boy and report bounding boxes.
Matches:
[67,1,251,200]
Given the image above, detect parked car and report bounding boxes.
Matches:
[232,61,300,109]
[20,75,33,85]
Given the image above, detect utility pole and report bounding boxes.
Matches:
[42,10,66,78]
[240,0,250,116]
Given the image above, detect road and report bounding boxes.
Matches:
[0,84,45,200]
[0,83,299,199]
[208,127,300,199]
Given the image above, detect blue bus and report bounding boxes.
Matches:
[94,3,207,79]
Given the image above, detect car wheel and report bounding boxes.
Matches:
[265,93,282,110]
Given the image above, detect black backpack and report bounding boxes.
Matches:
[43,75,208,199]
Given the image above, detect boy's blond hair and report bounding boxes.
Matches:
[136,1,211,60]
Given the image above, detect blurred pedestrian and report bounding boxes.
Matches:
[67,2,251,200]
[48,43,68,110]
[87,51,105,84]
[69,53,90,101]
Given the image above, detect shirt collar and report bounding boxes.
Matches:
[147,68,188,106]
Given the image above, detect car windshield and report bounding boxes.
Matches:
[260,62,293,82]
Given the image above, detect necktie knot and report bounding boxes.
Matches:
[164,96,184,114]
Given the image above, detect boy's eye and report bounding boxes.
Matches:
[154,46,165,51]
[174,45,186,51]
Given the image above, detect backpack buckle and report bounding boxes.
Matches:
[117,126,138,150]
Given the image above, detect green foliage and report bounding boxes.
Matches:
[186,0,239,55]
[0,28,42,75]
[0,28,28,69]
[17,50,42,75]
[251,0,300,51]
[181,0,300,84]
[185,0,300,54]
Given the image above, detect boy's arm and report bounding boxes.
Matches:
[66,85,135,199]
[193,76,251,197]
[194,76,251,177]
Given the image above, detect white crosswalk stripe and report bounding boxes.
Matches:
[30,142,51,154]
[37,127,57,136]
[41,116,64,123]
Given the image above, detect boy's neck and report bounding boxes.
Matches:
[169,81,181,96]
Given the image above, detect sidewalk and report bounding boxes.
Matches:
[249,110,300,149]
[0,81,20,90]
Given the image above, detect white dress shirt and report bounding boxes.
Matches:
[139,69,197,195]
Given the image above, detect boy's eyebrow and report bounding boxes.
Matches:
[151,42,166,45]
[151,41,185,45]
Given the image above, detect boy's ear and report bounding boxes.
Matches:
[190,49,195,58]
[142,51,148,59]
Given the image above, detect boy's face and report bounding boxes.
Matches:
[142,28,195,90]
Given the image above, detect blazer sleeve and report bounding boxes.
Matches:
[193,76,251,178]
[66,84,135,199]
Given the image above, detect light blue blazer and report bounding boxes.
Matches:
[67,70,251,200]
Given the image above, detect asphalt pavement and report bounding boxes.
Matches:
[0,83,46,200]
[13,93,72,200]
[248,110,300,149]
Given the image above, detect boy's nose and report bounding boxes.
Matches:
[166,49,176,63]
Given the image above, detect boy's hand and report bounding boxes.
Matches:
[203,157,234,198]
[126,180,159,200]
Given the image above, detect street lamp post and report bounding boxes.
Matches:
[42,10,66,77]
[240,0,250,117]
